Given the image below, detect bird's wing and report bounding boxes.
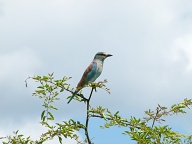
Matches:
[67,62,97,104]
[77,61,97,88]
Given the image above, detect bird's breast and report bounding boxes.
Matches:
[95,60,103,76]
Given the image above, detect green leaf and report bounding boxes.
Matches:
[48,112,54,120]
[60,88,65,92]
[37,86,44,89]
[58,136,62,144]
[41,110,46,121]
[49,105,58,110]
[35,90,45,94]
[43,76,48,81]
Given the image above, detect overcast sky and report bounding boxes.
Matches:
[1,0,192,143]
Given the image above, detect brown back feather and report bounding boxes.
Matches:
[77,62,93,89]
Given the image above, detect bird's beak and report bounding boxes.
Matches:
[106,54,113,57]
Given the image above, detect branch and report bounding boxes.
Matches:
[91,114,141,129]
[152,107,160,128]
[25,75,86,101]
[85,88,94,144]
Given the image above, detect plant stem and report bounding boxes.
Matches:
[85,87,94,144]
[152,107,160,128]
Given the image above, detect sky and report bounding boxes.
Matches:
[1,0,192,143]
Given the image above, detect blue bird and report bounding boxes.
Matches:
[67,52,112,104]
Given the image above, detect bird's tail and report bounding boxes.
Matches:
[67,90,80,104]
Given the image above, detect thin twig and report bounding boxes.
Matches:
[85,88,94,144]
[91,114,141,129]
[24,77,31,87]
[152,107,160,128]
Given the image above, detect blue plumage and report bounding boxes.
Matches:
[85,62,97,84]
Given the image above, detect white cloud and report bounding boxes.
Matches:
[171,34,192,72]
[0,48,41,86]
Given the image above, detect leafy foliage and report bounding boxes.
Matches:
[1,73,192,144]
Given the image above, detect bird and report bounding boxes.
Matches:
[67,52,112,104]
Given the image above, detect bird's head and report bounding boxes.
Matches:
[94,52,112,61]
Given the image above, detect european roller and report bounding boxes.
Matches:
[67,52,112,104]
